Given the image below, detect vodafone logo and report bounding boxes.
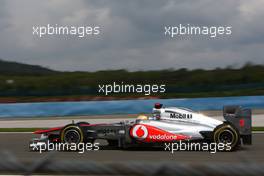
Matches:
[131,125,148,139]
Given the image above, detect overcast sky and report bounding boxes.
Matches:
[0,0,263,71]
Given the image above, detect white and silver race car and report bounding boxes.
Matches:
[30,103,252,151]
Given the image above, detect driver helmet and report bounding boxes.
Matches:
[137,115,148,120]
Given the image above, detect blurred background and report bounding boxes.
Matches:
[0,60,263,103]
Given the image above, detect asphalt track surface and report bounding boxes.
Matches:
[0,133,263,163]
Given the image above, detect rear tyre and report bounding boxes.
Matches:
[213,123,240,151]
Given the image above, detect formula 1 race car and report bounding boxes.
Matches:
[30,104,252,151]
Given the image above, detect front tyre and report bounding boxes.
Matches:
[60,125,84,144]
[213,123,240,151]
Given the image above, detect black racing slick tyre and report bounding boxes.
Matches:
[60,125,84,144]
[213,123,240,151]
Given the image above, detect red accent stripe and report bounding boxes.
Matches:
[239,119,245,127]
[33,127,62,134]
[33,123,109,134]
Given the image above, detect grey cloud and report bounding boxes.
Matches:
[0,0,263,71]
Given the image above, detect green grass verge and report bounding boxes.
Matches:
[0,128,45,132]
[252,127,264,131]
[0,127,263,132]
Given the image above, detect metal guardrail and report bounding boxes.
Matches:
[0,151,264,176]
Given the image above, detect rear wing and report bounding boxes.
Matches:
[223,106,252,145]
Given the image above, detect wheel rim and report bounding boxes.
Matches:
[218,129,234,144]
[64,129,81,144]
